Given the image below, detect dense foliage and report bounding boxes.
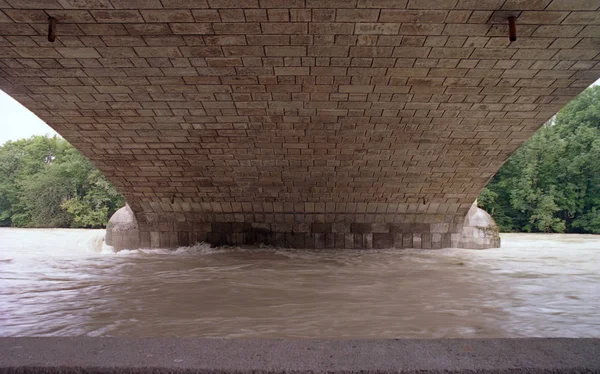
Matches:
[479,85,600,234]
[0,136,124,228]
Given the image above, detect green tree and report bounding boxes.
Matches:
[0,141,24,225]
[479,85,600,234]
[0,135,124,228]
[62,169,124,228]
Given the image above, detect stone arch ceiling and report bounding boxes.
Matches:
[1,0,599,220]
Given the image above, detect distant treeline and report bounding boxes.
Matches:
[0,136,124,228]
[479,86,600,234]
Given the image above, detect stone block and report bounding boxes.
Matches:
[56,48,101,59]
[441,233,452,248]
[314,233,325,249]
[293,233,308,248]
[360,24,402,36]
[548,0,598,10]
[274,67,310,75]
[341,234,352,249]
[171,23,213,34]
[393,233,404,249]
[333,234,345,248]
[231,222,252,233]
[312,223,332,233]
[332,222,351,233]
[310,23,354,35]
[371,223,390,233]
[174,222,193,232]
[351,223,372,233]
[213,23,261,34]
[519,11,569,24]
[209,0,258,7]
[336,9,380,22]
[265,46,306,56]
[211,222,232,233]
[228,233,245,246]
[325,233,336,249]
[422,233,432,249]
[91,10,144,23]
[159,232,170,248]
[150,232,160,248]
[178,231,190,247]
[219,9,245,22]
[380,10,447,23]
[140,231,151,248]
[412,233,422,249]
[373,233,393,249]
[262,22,307,34]
[141,10,194,22]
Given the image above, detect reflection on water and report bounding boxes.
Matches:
[0,229,598,338]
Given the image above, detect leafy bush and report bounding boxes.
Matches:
[0,136,124,228]
[479,86,600,234]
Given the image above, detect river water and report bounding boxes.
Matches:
[0,228,598,338]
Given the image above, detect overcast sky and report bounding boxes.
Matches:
[1,79,599,146]
[0,90,59,145]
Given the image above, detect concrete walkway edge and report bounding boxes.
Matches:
[1,338,599,373]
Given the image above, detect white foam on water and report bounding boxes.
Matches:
[106,242,362,260]
[100,241,116,254]
[501,233,600,249]
[90,235,107,253]
[104,241,454,261]
[111,242,237,256]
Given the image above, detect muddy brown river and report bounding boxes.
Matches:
[0,229,598,338]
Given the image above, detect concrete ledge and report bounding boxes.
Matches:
[1,338,599,373]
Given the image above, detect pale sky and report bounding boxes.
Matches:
[0,90,59,145]
[1,79,599,146]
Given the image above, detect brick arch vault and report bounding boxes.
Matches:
[1,0,599,250]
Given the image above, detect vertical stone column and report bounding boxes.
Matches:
[453,201,501,249]
[105,204,141,251]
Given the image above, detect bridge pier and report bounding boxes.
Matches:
[1,2,597,254]
[105,202,499,251]
[105,204,140,251]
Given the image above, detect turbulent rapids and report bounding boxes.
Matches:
[0,229,598,338]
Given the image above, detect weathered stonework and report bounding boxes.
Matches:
[105,204,140,250]
[107,199,500,250]
[2,1,599,250]
[454,200,501,249]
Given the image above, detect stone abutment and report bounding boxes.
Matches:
[106,201,500,250]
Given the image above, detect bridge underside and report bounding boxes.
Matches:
[1,1,599,249]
